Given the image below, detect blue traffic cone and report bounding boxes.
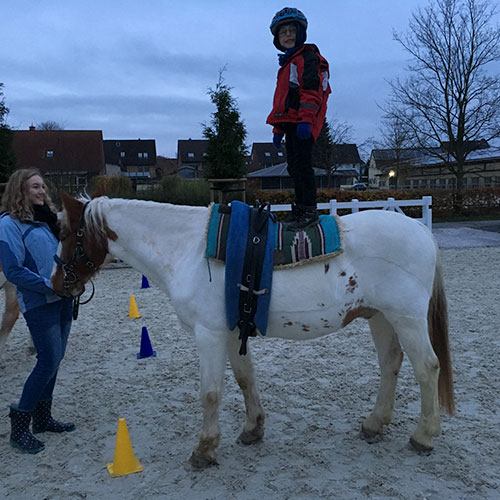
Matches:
[141,275,150,289]
[137,327,157,359]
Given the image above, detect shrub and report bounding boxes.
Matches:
[133,176,211,206]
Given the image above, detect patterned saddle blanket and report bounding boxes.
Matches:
[205,203,343,269]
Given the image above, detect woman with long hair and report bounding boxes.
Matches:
[0,168,75,454]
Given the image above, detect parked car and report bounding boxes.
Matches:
[353,182,367,191]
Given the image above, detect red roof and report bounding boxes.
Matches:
[13,129,105,174]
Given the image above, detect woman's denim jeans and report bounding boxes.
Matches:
[18,299,73,411]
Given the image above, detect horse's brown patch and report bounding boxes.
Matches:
[339,271,346,276]
[324,263,330,274]
[346,275,358,294]
[342,306,375,327]
[283,321,293,327]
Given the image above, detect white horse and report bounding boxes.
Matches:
[52,192,454,468]
[0,268,20,358]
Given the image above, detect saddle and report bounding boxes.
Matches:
[220,202,274,355]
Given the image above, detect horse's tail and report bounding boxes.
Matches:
[427,251,455,415]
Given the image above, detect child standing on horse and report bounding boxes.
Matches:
[0,169,75,454]
[267,7,331,230]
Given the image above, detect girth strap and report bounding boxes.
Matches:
[237,203,271,355]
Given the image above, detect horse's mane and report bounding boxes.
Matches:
[71,195,207,244]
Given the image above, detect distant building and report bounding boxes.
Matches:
[369,140,500,189]
[247,143,363,190]
[327,144,363,188]
[155,156,178,179]
[177,139,208,178]
[13,126,105,193]
[248,162,328,190]
[248,143,286,173]
[103,139,157,186]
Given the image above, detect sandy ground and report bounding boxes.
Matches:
[1,241,499,499]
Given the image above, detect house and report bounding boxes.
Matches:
[247,143,364,190]
[177,139,208,178]
[248,142,286,173]
[369,141,500,189]
[247,162,328,190]
[103,139,157,185]
[327,144,363,188]
[155,156,178,179]
[12,126,105,193]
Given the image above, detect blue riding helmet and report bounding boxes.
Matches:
[270,7,308,35]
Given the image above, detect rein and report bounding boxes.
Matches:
[53,201,98,320]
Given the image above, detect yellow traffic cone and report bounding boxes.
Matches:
[128,295,141,319]
[107,418,143,477]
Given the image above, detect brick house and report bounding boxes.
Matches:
[12,126,105,193]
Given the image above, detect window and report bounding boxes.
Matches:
[277,151,284,157]
[138,153,143,158]
[484,177,492,187]
[120,152,125,157]
[430,179,436,188]
[187,152,195,158]
[115,141,121,147]
[143,152,148,158]
[264,152,271,157]
[45,150,54,158]
[471,177,479,187]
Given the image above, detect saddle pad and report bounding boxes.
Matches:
[206,204,343,269]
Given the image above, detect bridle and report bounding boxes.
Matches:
[53,202,97,319]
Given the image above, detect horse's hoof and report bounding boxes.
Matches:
[359,425,382,444]
[409,437,433,454]
[187,452,218,470]
[237,428,264,446]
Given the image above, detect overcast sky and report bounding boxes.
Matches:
[1,1,498,159]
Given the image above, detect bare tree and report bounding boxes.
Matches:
[313,117,354,187]
[386,0,500,191]
[376,112,416,188]
[36,120,65,130]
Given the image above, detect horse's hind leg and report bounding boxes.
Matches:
[361,312,403,441]
[387,314,440,451]
[189,325,227,469]
[227,333,265,445]
[0,282,20,358]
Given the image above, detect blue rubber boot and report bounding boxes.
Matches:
[9,405,45,454]
[32,399,76,434]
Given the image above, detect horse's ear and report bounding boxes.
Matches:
[60,190,83,219]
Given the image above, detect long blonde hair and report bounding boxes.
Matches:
[1,168,56,221]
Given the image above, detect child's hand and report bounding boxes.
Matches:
[297,122,311,140]
[273,133,283,148]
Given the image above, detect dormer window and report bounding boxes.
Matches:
[277,152,284,156]
[138,153,143,158]
[264,152,271,157]
[187,152,195,158]
[143,152,148,158]
[45,150,54,158]
[120,151,125,157]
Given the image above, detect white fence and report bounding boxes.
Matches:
[271,196,433,230]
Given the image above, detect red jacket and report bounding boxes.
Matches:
[267,44,331,140]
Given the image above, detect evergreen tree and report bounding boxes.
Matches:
[202,71,248,180]
[0,83,15,183]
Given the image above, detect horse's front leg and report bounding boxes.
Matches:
[361,312,403,441]
[227,333,265,445]
[189,325,227,469]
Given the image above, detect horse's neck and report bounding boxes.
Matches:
[103,199,208,285]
